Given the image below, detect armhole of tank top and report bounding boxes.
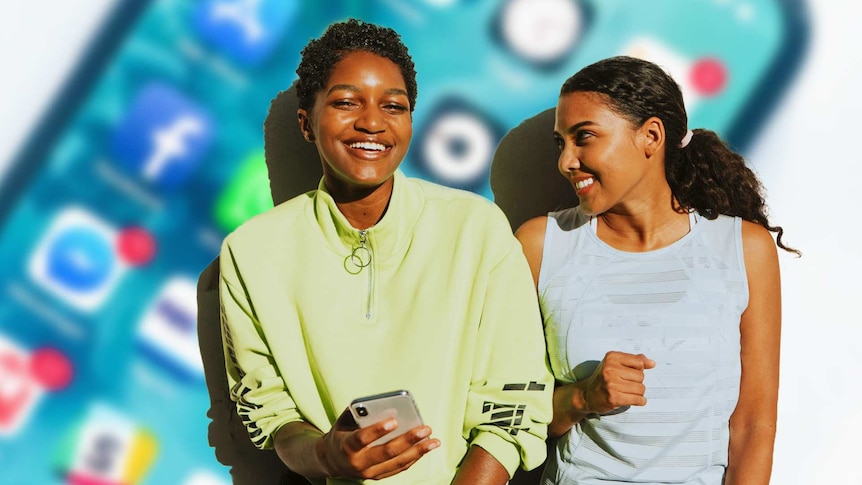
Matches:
[734,216,751,309]
[537,212,556,295]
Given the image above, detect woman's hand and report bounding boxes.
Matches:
[580,351,655,414]
[316,408,441,480]
[550,351,655,437]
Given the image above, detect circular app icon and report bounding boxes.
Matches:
[422,111,496,186]
[497,0,584,68]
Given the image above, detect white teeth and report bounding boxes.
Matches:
[349,142,386,151]
[575,178,594,190]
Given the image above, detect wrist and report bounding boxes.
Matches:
[314,434,334,477]
[567,381,592,417]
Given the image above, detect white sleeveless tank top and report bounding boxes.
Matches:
[539,208,748,484]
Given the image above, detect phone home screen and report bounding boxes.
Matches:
[0,0,807,483]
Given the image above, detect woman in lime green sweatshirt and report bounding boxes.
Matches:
[218,19,553,484]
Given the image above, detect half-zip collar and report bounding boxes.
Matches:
[312,169,423,264]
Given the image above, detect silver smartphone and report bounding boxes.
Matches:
[349,390,425,447]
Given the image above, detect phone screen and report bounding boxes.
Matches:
[0,0,807,483]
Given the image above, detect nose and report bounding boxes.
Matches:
[558,145,580,174]
[355,105,384,134]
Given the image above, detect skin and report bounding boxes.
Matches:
[516,91,780,481]
[284,50,509,482]
[297,50,413,230]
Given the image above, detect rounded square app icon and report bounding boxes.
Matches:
[0,335,74,437]
[56,404,158,485]
[110,83,214,191]
[412,97,505,193]
[193,0,299,66]
[213,151,272,233]
[27,207,128,312]
[492,0,589,70]
[136,276,203,381]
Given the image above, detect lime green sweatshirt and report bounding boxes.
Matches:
[219,171,552,484]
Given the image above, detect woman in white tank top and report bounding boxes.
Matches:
[514,56,799,485]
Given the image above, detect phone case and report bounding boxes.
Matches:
[349,390,424,446]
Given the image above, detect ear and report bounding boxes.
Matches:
[641,116,665,158]
[297,109,315,142]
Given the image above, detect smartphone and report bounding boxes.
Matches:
[0,1,807,483]
[349,390,424,447]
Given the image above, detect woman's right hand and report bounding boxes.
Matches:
[580,351,655,414]
[551,351,655,437]
[317,408,441,480]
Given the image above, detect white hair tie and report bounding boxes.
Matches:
[679,129,693,148]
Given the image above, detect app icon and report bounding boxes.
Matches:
[0,335,74,437]
[111,83,214,190]
[213,151,272,232]
[56,404,158,485]
[622,37,728,113]
[413,97,505,192]
[28,207,127,312]
[493,0,586,70]
[193,0,299,66]
[136,277,203,381]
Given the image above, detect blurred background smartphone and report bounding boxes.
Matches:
[0,1,807,483]
[349,390,424,447]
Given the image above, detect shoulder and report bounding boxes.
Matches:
[514,216,548,287]
[515,216,548,251]
[740,220,778,261]
[412,177,512,230]
[413,177,492,208]
[739,220,779,283]
[224,191,314,247]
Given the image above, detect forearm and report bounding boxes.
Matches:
[724,423,776,485]
[549,382,590,438]
[451,446,509,485]
[273,421,330,479]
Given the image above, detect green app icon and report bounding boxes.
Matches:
[214,151,272,232]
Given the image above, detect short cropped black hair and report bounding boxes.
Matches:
[295,18,417,113]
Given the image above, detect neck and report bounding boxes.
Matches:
[596,192,690,252]
[325,176,395,230]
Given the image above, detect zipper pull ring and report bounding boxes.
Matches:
[346,230,372,273]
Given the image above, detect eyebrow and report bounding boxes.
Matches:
[327,84,409,97]
[560,120,597,135]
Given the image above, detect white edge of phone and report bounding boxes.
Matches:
[349,390,424,447]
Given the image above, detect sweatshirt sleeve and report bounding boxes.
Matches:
[219,240,303,449]
[462,217,554,477]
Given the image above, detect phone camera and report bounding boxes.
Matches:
[356,406,368,417]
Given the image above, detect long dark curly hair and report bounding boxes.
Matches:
[295,18,417,113]
[561,56,798,255]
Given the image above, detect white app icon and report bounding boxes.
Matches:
[137,277,203,380]
[28,207,127,312]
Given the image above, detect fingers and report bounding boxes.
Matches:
[605,351,656,371]
[362,430,441,480]
[585,351,657,412]
[333,422,440,480]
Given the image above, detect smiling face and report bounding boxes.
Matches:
[298,50,412,197]
[554,91,666,216]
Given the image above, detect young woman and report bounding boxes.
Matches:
[217,19,552,484]
[515,56,796,484]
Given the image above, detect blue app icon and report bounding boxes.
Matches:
[193,0,299,66]
[46,228,114,292]
[111,83,214,190]
[28,207,126,312]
